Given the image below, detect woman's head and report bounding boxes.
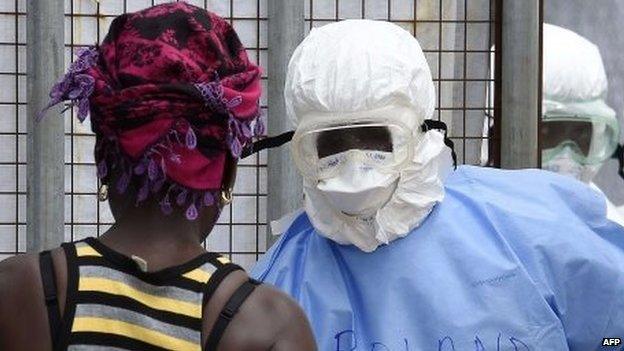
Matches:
[104,153,237,236]
[40,2,263,229]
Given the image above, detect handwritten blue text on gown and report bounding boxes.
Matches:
[252,166,624,351]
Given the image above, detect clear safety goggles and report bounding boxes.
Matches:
[541,116,619,165]
[291,120,415,181]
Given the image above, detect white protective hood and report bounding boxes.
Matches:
[543,24,608,104]
[285,20,453,252]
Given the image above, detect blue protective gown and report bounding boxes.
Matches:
[252,166,624,351]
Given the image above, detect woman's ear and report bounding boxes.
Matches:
[104,167,138,221]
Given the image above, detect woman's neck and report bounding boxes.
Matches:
[97,204,217,271]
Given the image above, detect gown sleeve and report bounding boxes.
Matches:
[468,168,624,351]
[542,217,624,350]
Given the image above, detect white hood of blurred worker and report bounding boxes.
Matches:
[284,20,453,252]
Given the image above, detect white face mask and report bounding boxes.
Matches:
[542,146,602,183]
[302,130,453,252]
[316,151,400,217]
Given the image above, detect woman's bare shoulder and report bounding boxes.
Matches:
[245,284,317,351]
[0,253,45,349]
[0,249,66,350]
[203,270,316,351]
[0,248,65,302]
[0,253,41,303]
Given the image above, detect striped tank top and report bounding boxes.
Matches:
[45,237,252,351]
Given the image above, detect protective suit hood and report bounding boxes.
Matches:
[285,19,453,252]
[543,24,608,103]
[285,20,435,129]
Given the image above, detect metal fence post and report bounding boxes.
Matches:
[26,0,65,252]
[500,0,541,168]
[266,0,305,246]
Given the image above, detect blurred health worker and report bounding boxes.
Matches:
[482,24,624,225]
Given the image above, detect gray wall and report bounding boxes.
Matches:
[545,0,624,204]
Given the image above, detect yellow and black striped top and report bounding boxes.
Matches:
[56,238,239,351]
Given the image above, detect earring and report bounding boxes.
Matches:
[220,188,233,205]
[98,184,109,202]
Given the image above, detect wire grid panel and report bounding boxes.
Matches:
[305,0,498,165]
[0,0,26,261]
[63,0,267,270]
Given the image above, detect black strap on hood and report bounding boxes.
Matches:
[421,119,458,169]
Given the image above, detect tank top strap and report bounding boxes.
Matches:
[200,255,263,351]
[53,241,79,350]
[201,255,244,306]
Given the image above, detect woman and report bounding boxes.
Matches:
[0,3,315,350]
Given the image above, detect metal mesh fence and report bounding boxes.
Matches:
[0,0,26,261]
[0,0,498,265]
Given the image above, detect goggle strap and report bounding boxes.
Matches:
[611,143,624,180]
[242,120,459,170]
[421,119,457,169]
[240,131,295,159]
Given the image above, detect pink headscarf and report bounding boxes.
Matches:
[39,2,264,220]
